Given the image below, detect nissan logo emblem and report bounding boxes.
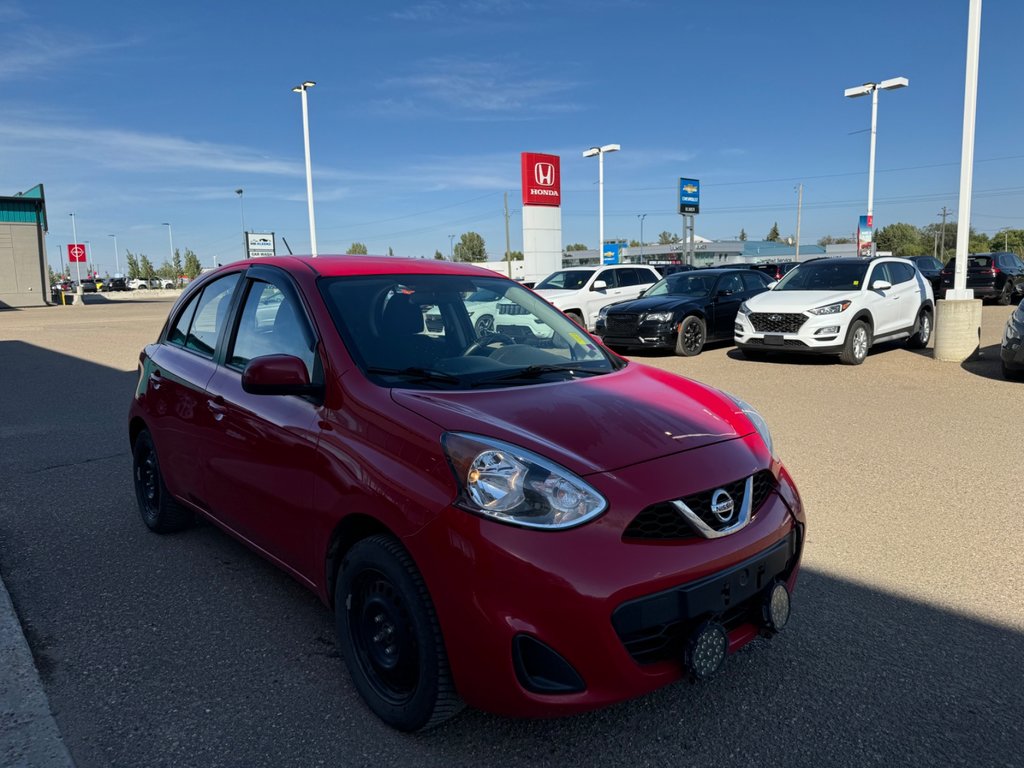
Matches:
[710,489,735,524]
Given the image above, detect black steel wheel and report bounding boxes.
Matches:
[335,535,462,731]
[675,315,706,357]
[132,429,193,533]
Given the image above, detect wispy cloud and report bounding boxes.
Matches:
[373,57,580,118]
[389,0,527,20]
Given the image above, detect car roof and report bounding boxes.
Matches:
[214,255,504,280]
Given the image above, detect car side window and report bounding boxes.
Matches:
[594,270,619,289]
[638,268,659,285]
[870,263,893,286]
[184,274,241,358]
[718,274,744,295]
[168,292,200,347]
[229,279,317,377]
[741,272,767,291]
[890,262,915,284]
[616,269,640,287]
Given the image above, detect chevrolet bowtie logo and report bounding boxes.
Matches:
[682,184,698,194]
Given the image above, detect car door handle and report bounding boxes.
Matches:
[207,397,228,421]
[150,370,163,390]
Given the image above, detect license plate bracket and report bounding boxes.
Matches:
[763,334,785,346]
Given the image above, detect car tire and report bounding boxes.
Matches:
[335,535,462,732]
[998,282,1014,306]
[675,316,706,356]
[565,311,585,329]
[907,307,933,349]
[839,320,870,365]
[132,430,193,533]
[1003,361,1024,382]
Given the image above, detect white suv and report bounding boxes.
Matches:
[734,257,934,365]
[531,265,660,330]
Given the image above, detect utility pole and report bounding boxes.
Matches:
[794,184,803,261]
[504,192,512,278]
[938,206,950,261]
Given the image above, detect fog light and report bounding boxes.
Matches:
[764,582,791,632]
[685,621,728,680]
[815,326,840,336]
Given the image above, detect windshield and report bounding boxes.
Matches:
[319,274,618,390]
[535,270,594,291]
[775,261,869,291]
[644,272,717,297]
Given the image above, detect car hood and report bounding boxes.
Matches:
[607,295,703,314]
[746,290,856,312]
[391,364,752,475]
[533,288,580,306]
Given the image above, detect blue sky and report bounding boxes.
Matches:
[3,0,1023,275]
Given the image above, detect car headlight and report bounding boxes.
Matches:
[644,311,674,323]
[442,433,607,529]
[720,392,775,459]
[738,301,750,315]
[808,301,852,315]
[598,304,613,319]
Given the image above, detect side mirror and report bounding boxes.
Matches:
[592,280,608,291]
[871,279,892,291]
[242,354,322,398]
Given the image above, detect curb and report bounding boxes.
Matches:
[0,574,75,767]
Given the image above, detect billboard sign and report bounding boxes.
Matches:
[67,243,87,263]
[246,232,276,258]
[857,215,873,257]
[679,178,700,214]
[602,242,621,265]
[521,152,561,207]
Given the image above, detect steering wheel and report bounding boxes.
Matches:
[463,332,516,357]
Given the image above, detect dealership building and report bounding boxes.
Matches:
[0,185,49,308]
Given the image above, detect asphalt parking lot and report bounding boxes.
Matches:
[1,296,1021,768]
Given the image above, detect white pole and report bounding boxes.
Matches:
[110,234,119,275]
[70,213,81,285]
[298,85,318,258]
[868,88,878,220]
[952,0,982,298]
[795,184,803,261]
[598,150,605,263]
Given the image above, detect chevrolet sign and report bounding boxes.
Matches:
[679,177,700,214]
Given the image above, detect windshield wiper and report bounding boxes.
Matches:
[471,363,606,387]
[365,366,462,385]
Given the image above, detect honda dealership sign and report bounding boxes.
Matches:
[521,152,561,207]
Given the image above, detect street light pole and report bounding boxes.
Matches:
[162,222,174,284]
[844,76,908,241]
[449,233,455,260]
[637,214,646,263]
[794,184,803,261]
[236,189,246,258]
[69,213,81,285]
[292,81,318,258]
[583,144,621,263]
[108,234,119,276]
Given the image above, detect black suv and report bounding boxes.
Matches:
[908,256,944,294]
[940,252,1024,304]
[106,277,128,292]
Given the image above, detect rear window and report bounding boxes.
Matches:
[967,256,992,268]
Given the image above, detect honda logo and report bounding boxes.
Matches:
[534,162,554,187]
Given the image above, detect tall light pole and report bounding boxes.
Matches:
[292,81,318,257]
[449,233,455,260]
[794,184,803,261]
[950,0,982,298]
[69,213,82,285]
[162,222,174,283]
[108,234,120,276]
[637,213,647,263]
[583,144,620,263]
[844,77,908,225]
[236,188,246,258]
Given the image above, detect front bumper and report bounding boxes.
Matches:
[1001,330,1024,370]
[595,317,678,350]
[734,310,847,354]
[405,435,805,717]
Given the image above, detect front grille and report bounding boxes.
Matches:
[606,314,640,335]
[498,303,529,315]
[749,312,807,333]
[623,470,776,541]
[746,338,808,348]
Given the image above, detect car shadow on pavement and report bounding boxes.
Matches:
[1,341,1021,768]
[959,343,1011,382]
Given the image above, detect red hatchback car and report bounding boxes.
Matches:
[129,256,805,731]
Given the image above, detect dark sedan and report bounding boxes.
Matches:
[595,268,773,356]
[940,252,1024,304]
[908,256,944,294]
[1001,298,1024,381]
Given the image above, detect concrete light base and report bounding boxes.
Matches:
[933,298,982,362]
